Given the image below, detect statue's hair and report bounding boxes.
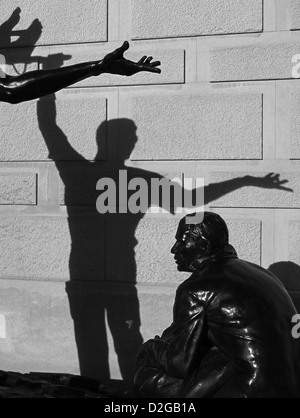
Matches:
[184,212,229,251]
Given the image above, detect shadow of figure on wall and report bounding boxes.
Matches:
[0,7,295,386]
[37,90,293,384]
[269,262,300,312]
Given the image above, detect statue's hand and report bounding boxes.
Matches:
[244,173,293,192]
[100,41,161,76]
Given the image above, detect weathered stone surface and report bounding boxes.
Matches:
[290,92,300,159]
[0,280,79,374]
[132,218,190,283]
[211,43,300,81]
[0,0,107,47]
[226,219,261,265]
[291,0,300,30]
[0,97,107,161]
[0,173,36,204]
[0,216,105,281]
[129,94,262,160]
[132,0,262,39]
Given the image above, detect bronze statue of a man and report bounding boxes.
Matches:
[0,41,160,103]
[134,212,300,398]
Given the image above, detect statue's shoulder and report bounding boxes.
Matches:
[177,272,219,301]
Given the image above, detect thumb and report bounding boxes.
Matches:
[115,41,129,58]
[121,41,130,52]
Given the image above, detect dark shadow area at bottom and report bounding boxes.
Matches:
[66,281,143,386]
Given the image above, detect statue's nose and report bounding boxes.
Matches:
[171,242,179,254]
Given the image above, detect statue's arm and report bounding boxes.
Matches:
[0,41,161,104]
[0,62,104,104]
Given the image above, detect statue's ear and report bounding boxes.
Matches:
[196,237,212,255]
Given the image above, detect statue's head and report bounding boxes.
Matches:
[171,212,229,272]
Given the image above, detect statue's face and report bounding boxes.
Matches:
[171,221,198,272]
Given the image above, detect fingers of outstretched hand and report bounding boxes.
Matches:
[277,179,293,191]
[279,185,294,192]
[138,56,161,73]
[270,175,293,191]
[260,172,292,190]
[143,65,161,73]
[32,19,43,30]
[138,56,148,64]
[149,60,161,67]
[265,172,276,179]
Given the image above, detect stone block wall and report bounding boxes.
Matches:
[0,0,299,381]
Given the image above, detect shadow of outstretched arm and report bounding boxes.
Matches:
[37,94,85,163]
[204,173,293,205]
[155,173,293,213]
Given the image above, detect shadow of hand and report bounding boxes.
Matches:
[0,8,43,50]
[0,8,21,41]
[40,53,72,70]
[10,18,43,50]
[244,173,293,192]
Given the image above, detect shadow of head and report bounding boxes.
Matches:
[95,118,138,161]
[269,261,300,291]
[269,261,300,311]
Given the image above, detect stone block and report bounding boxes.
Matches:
[128,94,262,160]
[0,0,107,47]
[132,0,262,39]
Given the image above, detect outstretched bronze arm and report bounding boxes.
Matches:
[0,41,161,104]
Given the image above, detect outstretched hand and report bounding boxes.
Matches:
[244,173,293,192]
[100,41,161,76]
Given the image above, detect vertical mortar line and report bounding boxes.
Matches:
[263,0,276,32]
[36,162,47,207]
[274,209,290,263]
[275,81,291,161]
[276,0,292,32]
[262,92,264,161]
[108,0,120,42]
[262,0,276,32]
[262,82,277,161]
[36,171,38,206]
[261,209,275,268]
[263,0,265,32]
[260,217,263,267]
[119,0,132,42]
[275,80,279,161]
[107,0,109,42]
